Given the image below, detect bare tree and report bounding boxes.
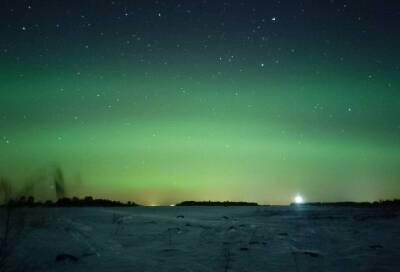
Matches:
[54,167,66,199]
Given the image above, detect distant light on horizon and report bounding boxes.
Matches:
[294,194,304,204]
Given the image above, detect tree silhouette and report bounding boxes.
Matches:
[54,167,65,200]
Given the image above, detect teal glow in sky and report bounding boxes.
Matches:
[1,1,400,204]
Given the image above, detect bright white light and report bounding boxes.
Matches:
[294,195,304,204]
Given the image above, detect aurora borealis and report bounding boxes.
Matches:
[1,1,399,205]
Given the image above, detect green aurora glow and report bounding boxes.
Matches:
[1,1,399,204]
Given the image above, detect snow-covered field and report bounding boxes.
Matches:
[4,206,400,271]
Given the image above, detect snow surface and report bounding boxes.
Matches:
[6,206,400,271]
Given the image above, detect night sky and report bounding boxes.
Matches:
[1,1,400,205]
